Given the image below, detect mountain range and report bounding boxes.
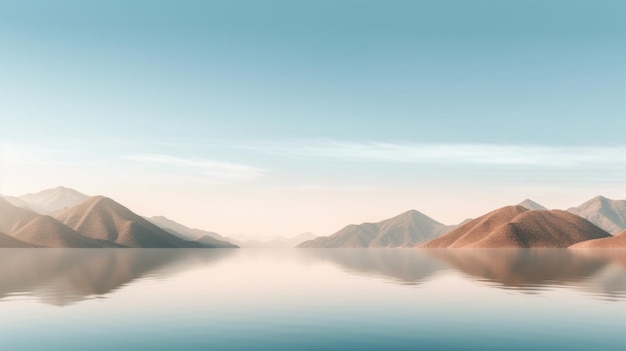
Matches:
[298,210,453,248]
[420,206,610,248]
[0,189,238,248]
[3,187,626,248]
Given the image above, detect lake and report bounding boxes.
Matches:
[1,248,625,350]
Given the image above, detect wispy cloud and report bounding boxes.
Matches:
[241,141,626,168]
[122,154,267,183]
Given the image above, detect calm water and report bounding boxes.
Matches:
[1,248,626,350]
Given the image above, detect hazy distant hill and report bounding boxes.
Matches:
[57,196,202,248]
[571,229,626,248]
[264,232,317,248]
[298,210,450,248]
[0,194,41,212]
[0,198,104,248]
[517,199,548,211]
[567,196,626,234]
[147,216,237,248]
[421,206,610,248]
[18,186,90,214]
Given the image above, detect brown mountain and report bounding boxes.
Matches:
[570,230,626,248]
[0,198,104,248]
[298,210,450,248]
[420,206,611,248]
[56,196,202,248]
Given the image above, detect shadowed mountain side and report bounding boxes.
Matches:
[298,210,450,248]
[426,249,608,290]
[570,230,626,248]
[18,186,90,214]
[196,235,238,248]
[0,249,237,306]
[420,206,611,248]
[148,216,237,247]
[300,249,445,285]
[57,196,202,248]
[0,198,105,248]
[568,196,626,234]
[0,232,39,248]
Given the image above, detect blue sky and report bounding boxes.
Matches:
[1,1,626,237]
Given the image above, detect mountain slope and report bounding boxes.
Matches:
[19,186,90,214]
[298,210,450,248]
[57,196,202,248]
[570,230,626,248]
[147,216,237,247]
[567,196,626,234]
[0,232,39,248]
[0,195,41,212]
[420,206,610,248]
[518,199,548,211]
[0,198,104,248]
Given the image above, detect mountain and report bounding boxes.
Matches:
[0,198,104,248]
[0,232,39,248]
[0,194,40,212]
[298,210,450,248]
[18,186,90,214]
[567,196,626,234]
[147,216,237,248]
[420,206,611,248]
[570,230,626,248]
[263,232,318,248]
[56,196,203,248]
[517,199,548,211]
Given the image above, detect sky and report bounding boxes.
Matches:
[1,0,626,238]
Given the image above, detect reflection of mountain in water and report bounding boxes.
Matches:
[302,249,626,299]
[0,249,235,306]
[426,249,626,299]
[301,249,446,285]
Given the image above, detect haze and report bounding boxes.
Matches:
[2,1,626,239]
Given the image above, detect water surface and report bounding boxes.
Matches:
[1,249,625,350]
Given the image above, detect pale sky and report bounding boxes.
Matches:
[1,1,626,238]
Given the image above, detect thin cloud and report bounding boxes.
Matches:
[122,154,267,183]
[242,141,626,167]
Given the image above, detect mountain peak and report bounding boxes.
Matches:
[517,199,548,211]
[18,186,89,214]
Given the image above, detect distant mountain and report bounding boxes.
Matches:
[420,206,610,248]
[18,186,90,214]
[0,194,40,212]
[0,197,104,248]
[517,199,548,211]
[147,216,237,248]
[264,232,317,248]
[567,196,626,234]
[56,196,202,248]
[570,230,626,248]
[298,210,450,248]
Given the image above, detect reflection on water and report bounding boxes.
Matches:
[0,249,235,305]
[300,249,446,285]
[2,249,626,305]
